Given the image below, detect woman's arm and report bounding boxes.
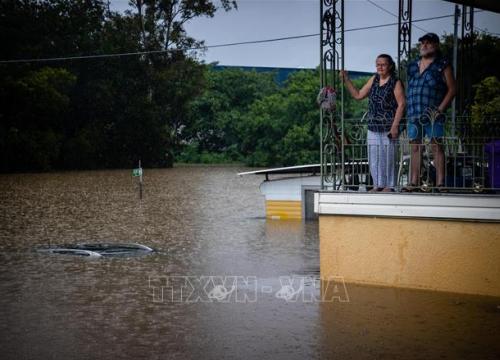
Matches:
[340,71,374,100]
[390,79,406,138]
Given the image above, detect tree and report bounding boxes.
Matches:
[471,76,500,139]
[0,0,238,172]
[131,0,236,52]
[0,67,76,171]
[125,0,238,165]
[237,69,320,166]
[179,67,278,160]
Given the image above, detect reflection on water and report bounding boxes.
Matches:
[0,166,499,359]
[320,282,500,359]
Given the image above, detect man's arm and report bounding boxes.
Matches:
[438,65,456,113]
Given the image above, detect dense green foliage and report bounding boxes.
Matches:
[0,0,235,172]
[177,68,369,166]
[471,76,500,138]
[176,67,279,164]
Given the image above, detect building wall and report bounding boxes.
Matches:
[260,175,322,219]
[266,200,301,220]
[319,215,500,297]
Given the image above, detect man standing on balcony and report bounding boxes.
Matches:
[405,33,456,191]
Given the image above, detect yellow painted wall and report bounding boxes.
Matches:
[266,200,301,220]
[319,215,500,297]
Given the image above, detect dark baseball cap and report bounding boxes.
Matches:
[418,33,439,43]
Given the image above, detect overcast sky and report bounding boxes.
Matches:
[111,0,500,72]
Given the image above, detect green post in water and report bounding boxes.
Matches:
[133,161,143,199]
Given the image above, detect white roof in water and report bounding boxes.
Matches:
[237,164,321,176]
[237,162,368,176]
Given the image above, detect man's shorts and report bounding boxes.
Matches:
[407,113,445,141]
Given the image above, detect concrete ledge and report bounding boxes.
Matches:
[315,192,500,221]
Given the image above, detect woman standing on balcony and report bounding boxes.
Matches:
[340,54,406,192]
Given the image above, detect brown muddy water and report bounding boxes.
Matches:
[0,166,499,360]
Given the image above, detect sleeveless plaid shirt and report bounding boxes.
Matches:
[407,57,449,122]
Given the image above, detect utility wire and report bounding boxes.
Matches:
[0,34,319,64]
[0,11,494,64]
[345,13,456,33]
[365,0,429,34]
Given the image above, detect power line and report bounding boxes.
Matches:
[0,34,319,64]
[0,12,490,64]
[365,0,429,34]
[344,13,456,33]
[0,49,168,64]
[195,33,319,49]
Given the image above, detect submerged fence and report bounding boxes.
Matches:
[321,114,500,193]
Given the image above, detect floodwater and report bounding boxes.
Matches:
[0,166,499,360]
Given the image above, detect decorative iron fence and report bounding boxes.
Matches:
[322,114,500,193]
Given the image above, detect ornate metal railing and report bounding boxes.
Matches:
[326,114,500,193]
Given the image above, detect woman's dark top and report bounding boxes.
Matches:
[367,74,398,132]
